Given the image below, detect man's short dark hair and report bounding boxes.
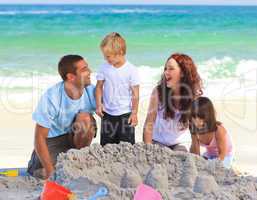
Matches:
[58,55,84,81]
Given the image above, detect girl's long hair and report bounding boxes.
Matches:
[157,53,203,130]
[189,96,221,135]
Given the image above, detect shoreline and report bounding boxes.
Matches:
[0,97,256,176]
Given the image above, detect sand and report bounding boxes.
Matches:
[1,142,257,199]
[52,142,257,199]
[1,98,257,176]
[0,98,257,199]
[0,176,43,200]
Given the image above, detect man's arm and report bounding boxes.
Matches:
[95,80,104,117]
[128,85,139,127]
[34,124,54,179]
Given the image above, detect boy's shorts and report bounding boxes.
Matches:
[100,112,135,146]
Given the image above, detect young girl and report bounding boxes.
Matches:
[189,97,234,168]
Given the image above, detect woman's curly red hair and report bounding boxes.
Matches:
[157,53,203,129]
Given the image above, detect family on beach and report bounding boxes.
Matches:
[27,32,234,179]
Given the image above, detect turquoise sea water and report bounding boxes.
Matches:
[0,5,257,88]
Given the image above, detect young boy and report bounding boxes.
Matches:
[96,32,140,146]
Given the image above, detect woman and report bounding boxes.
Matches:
[143,53,202,151]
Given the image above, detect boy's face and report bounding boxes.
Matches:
[103,51,124,67]
[73,59,91,86]
[192,117,205,129]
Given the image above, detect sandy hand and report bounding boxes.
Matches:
[96,104,104,117]
[128,113,138,127]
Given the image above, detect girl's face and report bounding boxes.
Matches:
[164,58,182,89]
[192,117,205,129]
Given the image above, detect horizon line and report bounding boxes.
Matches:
[0,3,257,6]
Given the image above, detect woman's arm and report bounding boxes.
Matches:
[216,125,227,161]
[143,88,158,144]
[190,134,200,155]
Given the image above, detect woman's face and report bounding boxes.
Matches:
[164,58,182,89]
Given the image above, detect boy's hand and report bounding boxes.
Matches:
[128,113,138,127]
[96,104,104,117]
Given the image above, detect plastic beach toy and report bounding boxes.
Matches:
[40,180,76,200]
[0,168,28,177]
[88,186,108,200]
[0,169,18,177]
[133,184,162,200]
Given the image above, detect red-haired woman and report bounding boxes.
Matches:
[143,53,203,151]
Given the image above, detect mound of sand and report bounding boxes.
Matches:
[0,176,43,200]
[1,142,257,200]
[53,142,257,200]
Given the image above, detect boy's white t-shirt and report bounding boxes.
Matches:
[96,61,140,116]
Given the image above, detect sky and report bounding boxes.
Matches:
[1,0,257,5]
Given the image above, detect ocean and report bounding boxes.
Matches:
[0,4,257,102]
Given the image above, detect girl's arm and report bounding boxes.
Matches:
[190,134,200,155]
[143,88,158,144]
[216,125,227,161]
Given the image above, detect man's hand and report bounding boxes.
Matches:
[128,113,138,127]
[35,165,54,180]
[96,104,104,117]
[45,165,55,179]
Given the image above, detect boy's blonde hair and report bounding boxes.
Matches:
[100,32,126,56]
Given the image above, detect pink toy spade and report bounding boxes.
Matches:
[133,184,163,200]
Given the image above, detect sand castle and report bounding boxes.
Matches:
[53,142,257,199]
[1,142,257,199]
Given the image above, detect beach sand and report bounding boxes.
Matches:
[1,142,257,200]
[0,97,257,199]
[0,98,256,175]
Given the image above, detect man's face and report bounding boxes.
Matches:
[74,59,91,87]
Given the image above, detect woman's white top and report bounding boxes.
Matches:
[152,107,190,146]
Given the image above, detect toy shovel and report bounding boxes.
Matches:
[87,186,108,200]
[133,184,162,200]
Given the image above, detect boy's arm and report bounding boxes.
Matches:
[143,88,158,144]
[216,125,227,161]
[190,134,200,155]
[95,80,104,117]
[128,85,139,127]
[34,124,54,179]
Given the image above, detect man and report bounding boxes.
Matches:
[27,55,96,179]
